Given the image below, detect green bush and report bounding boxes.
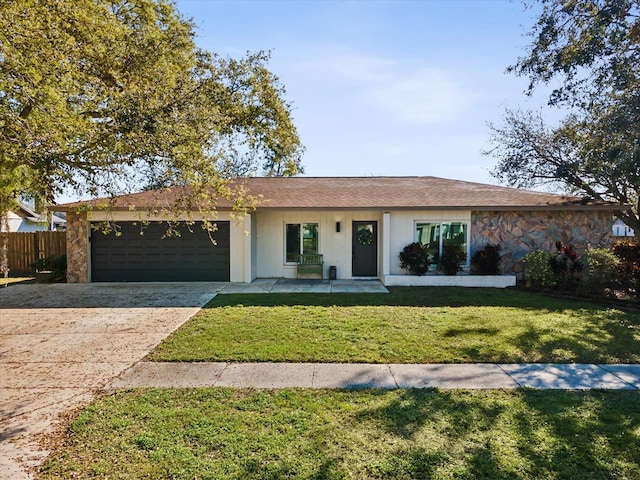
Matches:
[398,242,431,276]
[470,244,501,275]
[438,243,466,275]
[612,240,640,296]
[523,250,555,289]
[581,248,620,294]
[549,242,583,290]
[32,255,67,276]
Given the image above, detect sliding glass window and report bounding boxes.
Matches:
[415,222,468,264]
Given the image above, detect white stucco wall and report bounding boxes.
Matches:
[82,209,472,282]
[386,210,471,275]
[250,214,258,281]
[254,210,383,279]
[253,209,472,280]
[612,219,635,237]
[7,212,28,232]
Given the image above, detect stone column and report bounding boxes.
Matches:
[66,211,88,283]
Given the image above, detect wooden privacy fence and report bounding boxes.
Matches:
[6,231,66,275]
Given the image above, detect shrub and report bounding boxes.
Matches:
[612,240,640,295]
[580,247,620,295]
[32,255,67,276]
[523,250,555,289]
[470,244,501,275]
[549,242,583,290]
[399,242,431,276]
[438,243,466,275]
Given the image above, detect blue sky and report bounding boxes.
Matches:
[175,0,552,185]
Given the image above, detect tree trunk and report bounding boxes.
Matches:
[1,209,9,286]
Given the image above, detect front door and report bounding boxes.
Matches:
[352,221,378,277]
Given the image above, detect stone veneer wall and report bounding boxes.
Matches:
[470,210,614,277]
[66,211,88,283]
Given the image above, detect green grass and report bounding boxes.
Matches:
[40,388,640,480]
[149,287,640,364]
[1,276,35,286]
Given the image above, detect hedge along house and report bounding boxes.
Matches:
[57,176,624,286]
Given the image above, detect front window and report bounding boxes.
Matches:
[416,222,468,265]
[285,223,318,262]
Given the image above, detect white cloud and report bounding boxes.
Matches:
[294,47,475,125]
[366,67,469,123]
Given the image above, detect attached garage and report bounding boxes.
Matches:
[90,221,230,282]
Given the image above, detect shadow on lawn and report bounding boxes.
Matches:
[516,390,640,478]
[210,287,525,308]
[40,389,640,480]
[509,317,640,363]
[437,314,640,363]
[355,389,640,479]
[208,287,626,310]
[207,287,640,364]
[241,456,344,480]
[444,311,640,363]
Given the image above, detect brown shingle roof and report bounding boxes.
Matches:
[55,176,622,211]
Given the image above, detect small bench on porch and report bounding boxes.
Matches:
[297,253,324,279]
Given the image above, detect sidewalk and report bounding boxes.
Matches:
[109,362,640,390]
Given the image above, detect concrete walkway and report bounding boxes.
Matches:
[109,361,640,391]
[220,278,389,294]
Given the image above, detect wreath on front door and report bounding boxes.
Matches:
[357,227,374,245]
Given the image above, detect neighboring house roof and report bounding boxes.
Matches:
[4,202,66,232]
[14,203,65,222]
[54,176,626,212]
[13,203,40,222]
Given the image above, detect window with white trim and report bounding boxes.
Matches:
[285,223,318,263]
[416,222,468,265]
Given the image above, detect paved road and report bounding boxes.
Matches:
[0,283,223,480]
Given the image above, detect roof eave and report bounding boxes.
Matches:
[253,204,625,212]
[53,204,624,213]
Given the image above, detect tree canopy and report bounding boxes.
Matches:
[0,0,304,278]
[487,0,639,235]
[0,0,304,214]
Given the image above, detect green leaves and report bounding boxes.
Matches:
[0,0,304,214]
[488,0,640,234]
[514,0,640,105]
[399,242,431,276]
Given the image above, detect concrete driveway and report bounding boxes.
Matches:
[0,282,223,480]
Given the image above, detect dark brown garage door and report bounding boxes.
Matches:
[90,221,230,282]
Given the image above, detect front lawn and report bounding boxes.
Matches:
[40,388,640,479]
[0,276,35,286]
[149,287,640,364]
